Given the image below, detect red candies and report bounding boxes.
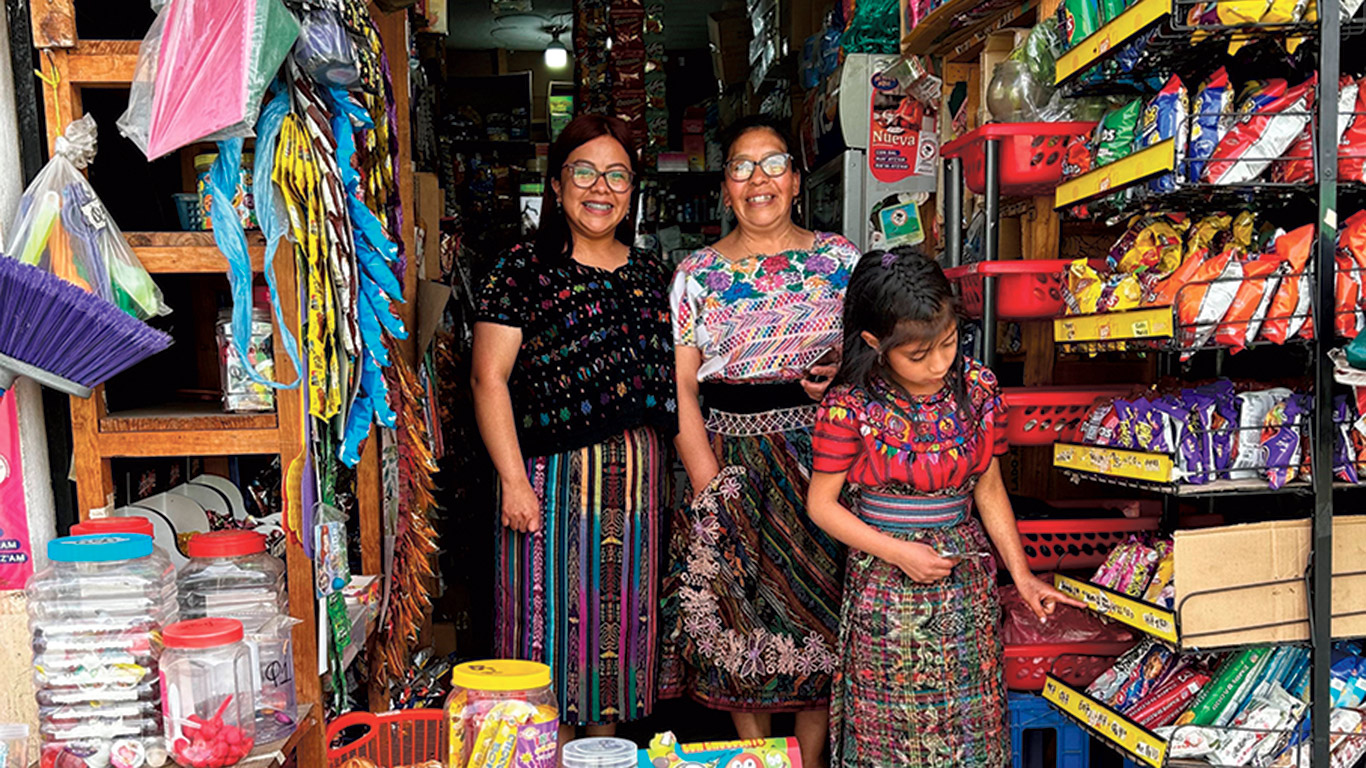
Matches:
[171,713,256,768]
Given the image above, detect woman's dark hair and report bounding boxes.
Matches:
[837,245,973,420]
[720,114,801,170]
[537,114,641,258]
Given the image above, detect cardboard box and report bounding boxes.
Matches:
[1174,516,1366,649]
[978,28,1031,124]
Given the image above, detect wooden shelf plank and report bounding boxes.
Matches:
[126,231,267,273]
[61,40,139,85]
[97,424,282,457]
[100,403,278,433]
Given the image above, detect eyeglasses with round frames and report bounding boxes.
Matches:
[562,163,634,192]
[725,152,794,182]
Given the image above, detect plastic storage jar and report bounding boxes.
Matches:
[445,660,559,768]
[178,531,295,742]
[160,618,256,768]
[561,738,638,768]
[0,723,28,767]
[70,516,174,582]
[27,534,178,768]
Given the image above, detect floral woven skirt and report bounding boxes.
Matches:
[830,513,1008,768]
[660,426,844,711]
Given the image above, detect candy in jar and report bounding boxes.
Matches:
[159,618,256,768]
[445,660,558,768]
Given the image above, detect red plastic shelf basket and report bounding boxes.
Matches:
[327,709,447,768]
[1016,517,1160,572]
[1004,641,1138,691]
[944,259,1085,320]
[941,122,1097,196]
[999,385,1134,445]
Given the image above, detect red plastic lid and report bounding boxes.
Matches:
[71,516,154,538]
[187,530,266,558]
[164,617,245,648]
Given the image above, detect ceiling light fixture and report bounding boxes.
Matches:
[545,31,568,69]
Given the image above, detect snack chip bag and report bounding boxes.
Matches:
[1262,395,1309,489]
[1099,273,1144,312]
[1336,396,1359,484]
[1341,76,1366,184]
[1060,0,1101,47]
[1232,388,1292,479]
[1177,248,1240,355]
[1111,214,1187,275]
[1338,251,1362,339]
[1148,247,1207,307]
[1186,68,1233,183]
[1063,258,1103,314]
[1260,224,1315,344]
[1206,77,1314,185]
[1136,76,1189,193]
[1095,100,1143,168]
[1276,77,1358,184]
[1214,254,1284,351]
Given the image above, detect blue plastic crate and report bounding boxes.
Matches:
[1009,691,1091,768]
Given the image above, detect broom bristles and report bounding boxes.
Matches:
[0,257,172,387]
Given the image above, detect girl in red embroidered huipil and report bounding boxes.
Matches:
[807,248,1082,768]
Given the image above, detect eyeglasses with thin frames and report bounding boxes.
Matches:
[563,163,634,193]
[725,152,794,182]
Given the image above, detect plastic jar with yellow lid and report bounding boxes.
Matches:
[445,660,558,768]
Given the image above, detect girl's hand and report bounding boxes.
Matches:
[500,477,542,533]
[890,541,958,583]
[1015,574,1086,621]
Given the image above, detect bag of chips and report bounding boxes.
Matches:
[1063,258,1103,314]
[1206,77,1315,185]
[1262,395,1309,489]
[1060,0,1102,48]
[1148,247,1208,307]
[1177,248,1240,355]
[1341,76,1366,184]
[1336,396,1359,484]
[1214,254,1284,352]
[1232,388,1291,479]
[1186,68,1233,183]
[1095,100,1143,168]
[1136,76,1188,193]
[1276,77,1358,184]
[1260,224,1315,344]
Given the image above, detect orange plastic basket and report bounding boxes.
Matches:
[326,709,447,768]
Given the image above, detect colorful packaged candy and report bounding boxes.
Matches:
[1106,641,1175,712]
[639,733,800,768]
[1206,77,1315,185]
[1128,668,1212,728]
[1063,259,1103,314]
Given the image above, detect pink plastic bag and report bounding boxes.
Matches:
[1000,584,1136,644]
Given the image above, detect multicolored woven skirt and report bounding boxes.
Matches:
[830,496,1008,768]
[494,426,666,726]
[660,415,845,712]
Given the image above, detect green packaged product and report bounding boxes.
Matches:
[1060,0,1102,47]
[1094,100,1143,168]
[1211,646,1274,726]
[1178,647,1269,726]
[1100,0,1129,22]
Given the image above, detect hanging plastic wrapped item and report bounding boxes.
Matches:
[841,0,902,54]
[294,9,360,89]
[5,114,169,320]
[118,0,300,160]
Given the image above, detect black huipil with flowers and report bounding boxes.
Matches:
[476,243,679,456]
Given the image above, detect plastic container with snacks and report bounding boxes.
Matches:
[194,153,256,231]
[0,724,27,768]
[70,516,174,581]
[215,308,275,413]
[160,618,257,767]
[445,660,558,768]
[27,534,179,768]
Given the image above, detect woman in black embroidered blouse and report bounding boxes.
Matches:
[471,114,677,741]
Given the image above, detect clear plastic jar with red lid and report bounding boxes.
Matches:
[160,618,256,767]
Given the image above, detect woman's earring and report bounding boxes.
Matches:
[877,350,887,366]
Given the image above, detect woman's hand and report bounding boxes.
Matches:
[889,541,959,583]
[500,476,542,533]
[1015,573,1087,621]
[801,349,842,402]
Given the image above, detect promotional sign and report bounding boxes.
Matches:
[868,58,940,184]
[0,392,34,590]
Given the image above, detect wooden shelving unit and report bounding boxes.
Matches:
[28,0,419,758]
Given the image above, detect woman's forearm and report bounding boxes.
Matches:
[974,459,1033,582]
[674,386,720,489]
[807,472,901,564]
[471,376,531,489]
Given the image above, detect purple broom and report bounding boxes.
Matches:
[0,255,172,398]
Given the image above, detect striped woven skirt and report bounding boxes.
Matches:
[830,494,1008,768]
[660,410,844,711]
[494,426,665,726]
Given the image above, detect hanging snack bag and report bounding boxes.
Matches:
[1206,77,1315,185]
[1063,259,1103,314]
[1342,76,1366,183]
[1338,250,1363,338]
[1186,68,1233,183]
[1336,396,1359,484]
[1232,388,1292,479]
[1135,76,1189,193]
[1203,382,1241,475]
[1111,214,1187,275]
[1277,77,1359,184]
[1148,246,1208,307]
[1178,248,1241,355]
[1214,254,1284,351]
[1181,391,1218,484]
[1262,395,1308,489]
[1260,224,1315,344]
[1060,0,1102,48]
[1155,398,1203,480]
[1095,99,1143,167]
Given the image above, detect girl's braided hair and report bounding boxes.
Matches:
[836,245,973,421]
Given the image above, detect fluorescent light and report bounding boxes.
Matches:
[545,38,568,69]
